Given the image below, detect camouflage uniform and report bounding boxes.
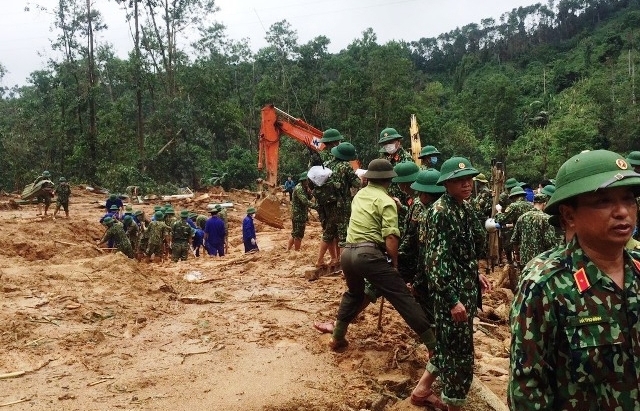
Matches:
[171,219,193,262]
[146,220,171,257]
[398,197,426,283]
[196,214,207,229]
[123,218,139,250]
[324,158,361,243]
[424,192,486,406]
[511,209,557,268]
[509,237,640,410]
[472,186,493,221]
[55,182,71,212]
[100,224,134,258]
[218,208,228,244]
[291,183,313,239]
[381,147,413,220]
[495,199,534,263]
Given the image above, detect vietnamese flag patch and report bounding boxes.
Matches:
[573,268,591,293]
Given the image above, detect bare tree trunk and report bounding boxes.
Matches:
[134,0,145,168]
[86,0,97,180]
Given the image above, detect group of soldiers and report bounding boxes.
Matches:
[96,196,232,262]
[31,170,71,219]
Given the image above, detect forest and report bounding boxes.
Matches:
[1,0,640,193]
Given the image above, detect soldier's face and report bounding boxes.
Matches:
[560,186,637,249]
[444,176,474,202]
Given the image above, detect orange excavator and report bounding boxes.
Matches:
[256,104,325,228]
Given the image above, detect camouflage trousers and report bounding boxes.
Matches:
[146,241,163,257]
[426,292,477,406]
[172,241,189,262]
[336,206,350,245]
[291,217,307,239]
[117,241,134,259]
[319,204,338,242]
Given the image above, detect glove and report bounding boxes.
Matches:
[495,204,502,213]
[251,238,256,245]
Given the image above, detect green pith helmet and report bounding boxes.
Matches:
[411,169,446,194]
[436,157,479,185]
[43,170,51,177]
[188,212,198,219]
[363,159,397,179]
[109,204,119,211]
[247,207,256,214]
[123,215,133,222]
[180,210,189,218]
[134,210,144,216]
[626,151,640,166]
[164,208,175,215]
[320,128,344,143]
[153,205,162,212]
[418,145,441,158]
[545,149,640,215]
[473,173,489,183]
[541,184,555,198]
[109,194,117,200]
[330,142,357,161]
[378,127,403,144]
[59,177,66,182]
[125,205,133,211]
[505,178,519,190]
[392,161,420,183]
[509,186,527,198]
[299,172,308,181]
[533,193,548,203]
[209,208,219,214]
[103,216,114,225]
[154,211,164,220]
[215,204,222,211]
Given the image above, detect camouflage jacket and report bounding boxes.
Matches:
[398,198,428,282]
[495,199,534,227]
[498,191,511,210]
[56,182,71,203]
[218,208,228,233]
[511,209,557,266]
[172,219,193,243]
[324,158,361,210]
[380,146,413,166]
[100,224,133,256]
[472,186,493,221]
[291,183,313,222]
[379,148,414,221]
[424,193,486,310]
[147,220,171,246]
[509,237,640,411]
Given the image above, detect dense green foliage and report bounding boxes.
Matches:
[1,0,640,193]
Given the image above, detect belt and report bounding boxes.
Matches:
[343,242,380,249]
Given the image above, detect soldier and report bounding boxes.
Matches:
[391,161,420,238]
[509,149,640,410]
[288,172,315,251]
[401,169,445,323]
[511,193,557,270]
[34,170,54,216]
[283,176,295,201]
[97,217,134,258]
[172,210,194,262]
[378,127,413,211]
[417,145,442,170]
[495,185,534,265]
[163,207,177,227]
[122,214,140,252]
[410,157,491,411]
[318,128,344,163]
[471,173,492,221]
[325,159,437,355]
[324,141,361,249]
[53,177,71,219]
[627,151,640,240]
[105,193,124,216]
[145,211,171,262]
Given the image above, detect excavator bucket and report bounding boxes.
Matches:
[255,193,284,229]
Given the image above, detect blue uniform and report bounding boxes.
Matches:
[105,198,123,212]
[242,215,259,253]
[204,215,226,256]
[192,228,205,256]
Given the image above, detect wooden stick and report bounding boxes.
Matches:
[0,371,25,380]
[377,297,385,331]
[54,239,79,246]
[0,398,31,407]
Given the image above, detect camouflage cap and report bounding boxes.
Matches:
[410,169,446,194]
[545,149,640,215]
[436,157,479,185]
[378,128,403,144]
[391,161,420,183]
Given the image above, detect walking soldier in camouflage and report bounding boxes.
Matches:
[53,177,71,219]
[172,210,194,262]
[510,193,557,270]
[145,211,171,262]
[288,172,315,251]
[410,157,491,411]
[378,127,414,222]
[509,149,640,411]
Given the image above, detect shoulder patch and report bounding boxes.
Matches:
[573,267,591,293]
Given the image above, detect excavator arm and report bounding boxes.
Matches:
[258,104,324,187]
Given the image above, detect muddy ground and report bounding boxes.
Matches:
[0,186,512,410]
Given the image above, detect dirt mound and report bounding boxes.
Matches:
[0,186,511,410]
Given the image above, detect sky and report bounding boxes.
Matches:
[1,0,541,88]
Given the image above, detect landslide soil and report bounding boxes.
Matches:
[0,186,512,411]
